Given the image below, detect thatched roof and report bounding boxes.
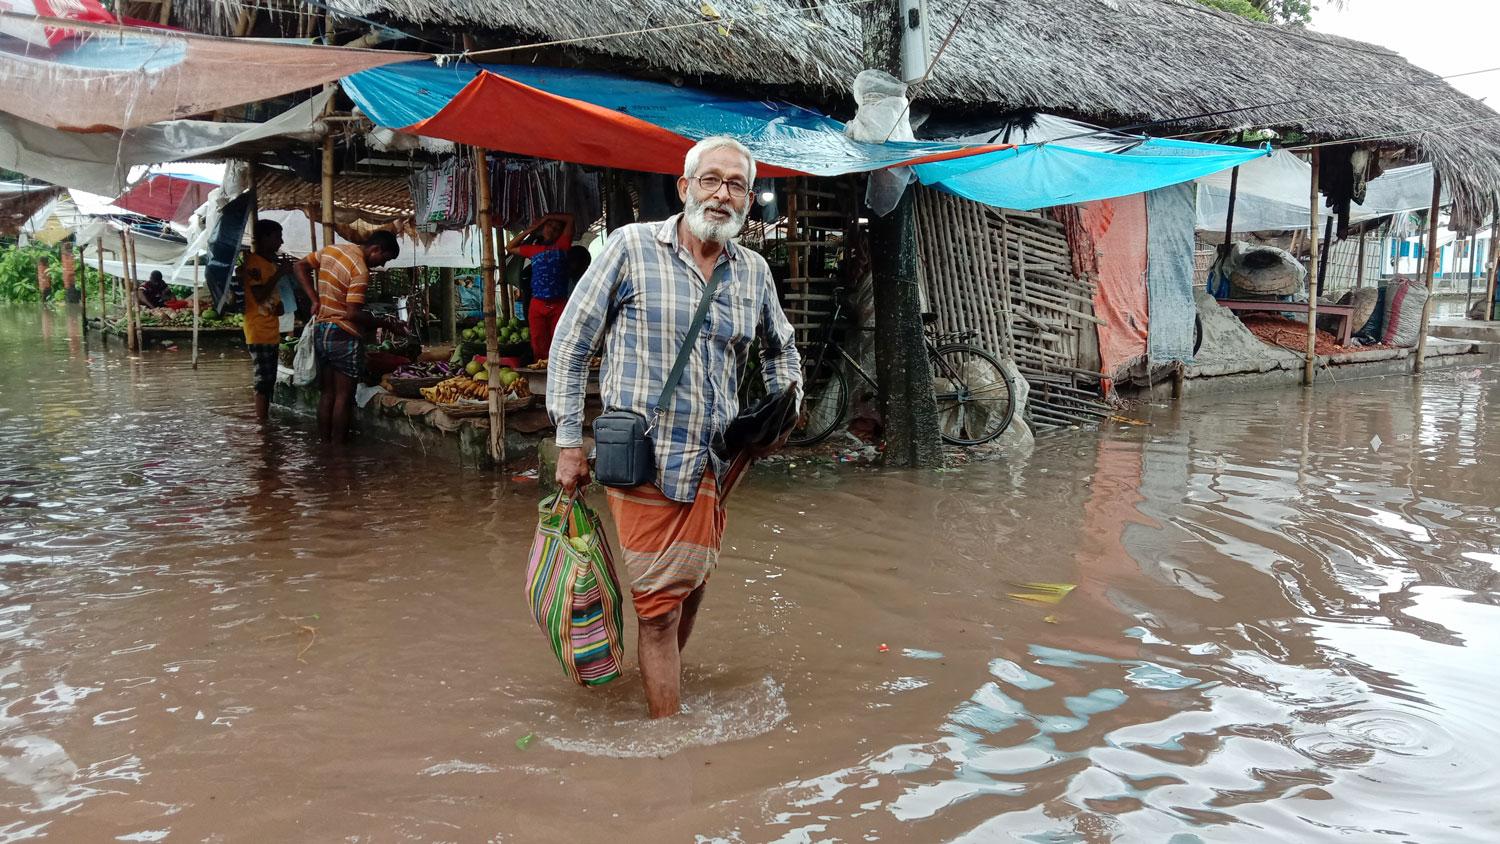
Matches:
[182,0,1500,214]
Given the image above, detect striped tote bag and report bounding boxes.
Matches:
[525,493,625,686]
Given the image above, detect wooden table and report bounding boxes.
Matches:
[1220,300,1359,346]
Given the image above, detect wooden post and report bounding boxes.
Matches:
[1485,196,1500,321]
[321,134,336,247]
[1355,229,1367,289]
[95,237,107,338]
[157,0,172,25]
[73,243,86,326]
[191,258,201,369]
[475,147,505,465]
[1222,165,1240,246]
[120,230,137,352]
[1413,171,1443,374]
[1466,229,1480,312]
[1303,149,1320,386]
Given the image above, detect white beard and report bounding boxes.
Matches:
[684,193,748,243]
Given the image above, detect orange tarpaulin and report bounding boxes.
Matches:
[346,62,1010,179]
[411,70,805,178]
[1080,196,1151,380]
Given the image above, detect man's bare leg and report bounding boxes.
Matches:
[330,371,357,445]
[637,607,683,719]
[316,366,335,441]
[254,391,271,422]
[677,583,707,652]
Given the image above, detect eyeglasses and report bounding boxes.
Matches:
[692,174,749,198]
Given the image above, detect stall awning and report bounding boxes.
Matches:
[0,15,421,131]
[911,139,1271,212]
[342,62,1005,178]
[346,62,1267,210]
[113,169,218,224]
[0,87,333,196]
[1195,149,1444,232]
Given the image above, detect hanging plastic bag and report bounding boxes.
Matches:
[525,493,625,686]
[291,320,318,386]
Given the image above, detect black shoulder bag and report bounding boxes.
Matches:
[592,263,727,488]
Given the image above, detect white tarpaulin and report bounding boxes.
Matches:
[0,87,332,195]
[1196,149,1446,232]
[261,209,483,269]
[0,15,419,131]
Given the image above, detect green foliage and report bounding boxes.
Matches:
[1195,0,1270,22]
[1196,0,1322,25]
[0,242,115,303]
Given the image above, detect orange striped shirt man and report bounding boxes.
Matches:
[306,243,370,337]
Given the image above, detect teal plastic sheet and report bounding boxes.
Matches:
[343,62,1266,209]
[911,140,1269,212]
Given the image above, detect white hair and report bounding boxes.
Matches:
[683,136,757,185]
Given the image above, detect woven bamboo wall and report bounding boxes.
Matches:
[915,187,1111,430]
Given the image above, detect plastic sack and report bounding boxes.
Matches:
[845,70,915,217]
[291,320,318,386]
[525,493,625,687]
[1380,277,1429,347]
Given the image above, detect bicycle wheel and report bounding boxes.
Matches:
[787,356,849,446]
[929,344,1016,445]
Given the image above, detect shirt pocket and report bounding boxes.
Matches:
[708,292,756,354]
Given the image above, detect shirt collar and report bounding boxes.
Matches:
[656,213,740,264]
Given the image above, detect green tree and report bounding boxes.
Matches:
[0,241,115,303]
[1197,0,1323,25]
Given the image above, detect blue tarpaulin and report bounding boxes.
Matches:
[910,139,1269,212]
[343,62,998,178]
[342,61,1268,210]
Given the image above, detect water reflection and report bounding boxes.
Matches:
[1,305,1497,841]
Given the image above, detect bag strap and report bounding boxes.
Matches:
[649,261,729,430]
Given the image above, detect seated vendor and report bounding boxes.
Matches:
[137,271,170,309]
[507,213,574,361]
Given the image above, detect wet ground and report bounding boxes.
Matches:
[1,303,1497,842]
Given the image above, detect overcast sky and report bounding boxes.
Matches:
[1312,0,1500,112]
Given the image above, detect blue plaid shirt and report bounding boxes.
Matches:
[547,215,801,503]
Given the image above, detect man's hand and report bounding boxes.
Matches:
[751,428,793,459]
[555,447,592,495]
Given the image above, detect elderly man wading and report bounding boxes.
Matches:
[548,137,802,718]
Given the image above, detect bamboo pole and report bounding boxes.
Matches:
[1466,229,1479,312]
[129,232,144,353]
[475,147,505,465]
[191,258,200,369]
[1303,149,1320,386]
[1413,171,1443,374]
[96,237,106,331]
[321,134,336,247]
[120,230,136,353]
[1355,230,1367,289]
[1485,196,1500,321]
[1222,164,1240,248]
[74,242,87,327]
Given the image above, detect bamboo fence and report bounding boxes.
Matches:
[914,188,1112,430]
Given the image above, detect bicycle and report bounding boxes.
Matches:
[763,287,1016,447]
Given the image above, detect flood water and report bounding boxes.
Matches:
[2,303,1498,842]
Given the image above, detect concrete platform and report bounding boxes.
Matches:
[1430,320,1500,344]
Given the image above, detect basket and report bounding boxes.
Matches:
[384,375,445,399]
[436,395,534,419]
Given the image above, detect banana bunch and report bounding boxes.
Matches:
[420,376,490,403]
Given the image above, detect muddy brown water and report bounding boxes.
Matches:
[1,304,1497,842]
